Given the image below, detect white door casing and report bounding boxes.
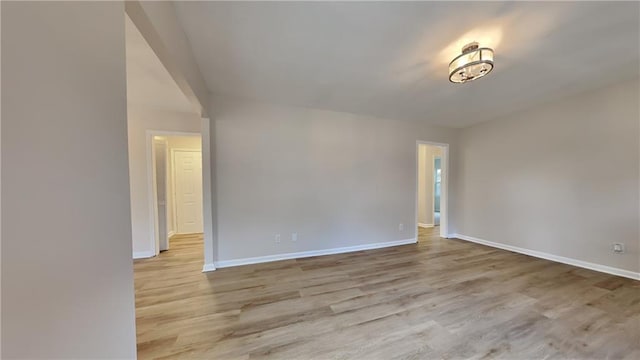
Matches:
[415,141,449,239]
[154,138,169,251]
[173,150,203,234]
[142,126,213,272]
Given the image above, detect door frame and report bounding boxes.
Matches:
[432,155,442,226]
[415,141,449,239]
[152,136,170,252]
[146,130,210,262]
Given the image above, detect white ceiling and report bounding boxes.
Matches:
[125,15,194,113]
[174,1,639,128]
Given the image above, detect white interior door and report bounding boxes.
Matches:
[174,151,203,234]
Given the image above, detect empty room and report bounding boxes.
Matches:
[1,1,639,359]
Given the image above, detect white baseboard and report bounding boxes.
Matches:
[453,233,640,280]
[202,263,216,272]
[133,251,155,259]
[216,238,417,268]
[167,231,176,239]
[418,223,434,228]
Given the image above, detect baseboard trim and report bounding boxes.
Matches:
[418,223,434,228]
[216,238,417,268]
[167,231,176,239]
[453,233,640,280]
[202,263,216,272]
[133,251,155,259]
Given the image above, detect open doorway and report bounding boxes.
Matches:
[416,142,449,239]
[126,12,214,271]
[150,133,204,255]
[434,156,442,226]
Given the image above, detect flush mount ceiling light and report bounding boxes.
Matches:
[449,42,494,83]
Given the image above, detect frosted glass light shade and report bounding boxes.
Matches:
[449,44,494,83]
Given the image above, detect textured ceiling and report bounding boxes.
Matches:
[125,15,194,113]
[174,1,639,127]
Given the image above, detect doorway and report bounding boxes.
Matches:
[125,11,214,271]
[150,133,204,254]
[434,156,441,226]
[416,142,449,239]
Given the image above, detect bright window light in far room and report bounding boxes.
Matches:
[449,42,494,84]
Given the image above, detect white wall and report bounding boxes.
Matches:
[1,2,4,354]
[418,144,442,226]
[125,1,209,116]
[127,106,201,258]
[455,79,640,274]
[211,96,458,263]
[203,117,218,268]
[1,2,137,357]
[166,136,202,235]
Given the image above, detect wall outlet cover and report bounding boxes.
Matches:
[612,243,625,254]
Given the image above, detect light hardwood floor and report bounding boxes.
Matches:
[134,229,640,359]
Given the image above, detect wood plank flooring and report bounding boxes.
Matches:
[134,229,640,359]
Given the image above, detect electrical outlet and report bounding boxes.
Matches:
[275,234,281,243]
[612,243,625,254]
[399,223,404,231]
[292,233,298,242]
